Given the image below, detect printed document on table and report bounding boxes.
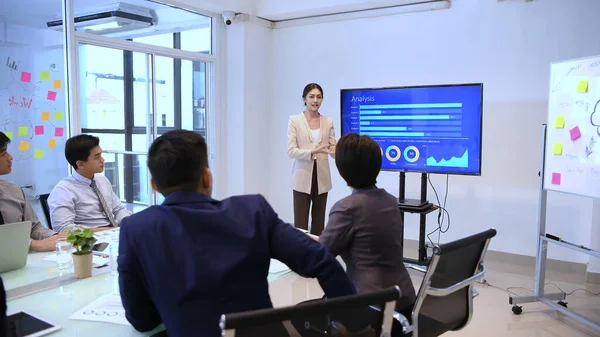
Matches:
[69,293,130,326]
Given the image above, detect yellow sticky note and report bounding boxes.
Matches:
[53,80,62,89]
[5,132,12,140]
[555,116,565,128]
[48,139,57,149]
[40,71,50,81]
[18,141,30,152]
[18,126,28,136]
[577,80,589,93]
[41,111,51,121]
[54,111,64,120]
[553,143,563,155]
[34,149,44,159]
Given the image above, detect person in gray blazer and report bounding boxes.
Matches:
[319,133,416,317]
[0,132,61,252]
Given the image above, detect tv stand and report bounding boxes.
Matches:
[398,172,437,266]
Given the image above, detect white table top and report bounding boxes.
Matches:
[2,252,64,291]
[6,259,293,336]
[2,228,120,291]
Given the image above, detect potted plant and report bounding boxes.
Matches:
[66,225,97,279]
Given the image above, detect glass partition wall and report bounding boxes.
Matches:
[65,0,217,207]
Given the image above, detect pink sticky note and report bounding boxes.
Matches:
[21,72,31,83]
[34,125,44,135]
[551,173,561,185]
[47,91,57,101]
[570,126,581,140]
[54,127,64,137]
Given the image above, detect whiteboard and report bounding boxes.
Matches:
[0,47,68,195]
[544,54,600,198]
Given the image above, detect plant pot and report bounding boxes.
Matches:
[72,253,93,279]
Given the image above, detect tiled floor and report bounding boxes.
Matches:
[268,267,600,336]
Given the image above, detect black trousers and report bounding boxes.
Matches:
[293,161,327,235]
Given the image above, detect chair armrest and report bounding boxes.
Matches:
[393,312,413,335]
[404,263,427,273]
[367,306,414,335]
[426,265,486,297]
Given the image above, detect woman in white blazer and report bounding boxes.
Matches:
[287,83,336,235]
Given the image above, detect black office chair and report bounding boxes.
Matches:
[37,193,52,230]
[378,228,496,337]
[220,286,400,337]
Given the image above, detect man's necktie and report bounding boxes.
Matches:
[90,179,118,228]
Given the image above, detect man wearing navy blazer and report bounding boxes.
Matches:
[118,130,356,337]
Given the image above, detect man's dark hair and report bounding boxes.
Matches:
[65,134,100,170]
[0,132,10,153]
[335,133,382,189]
[148,130,208,195]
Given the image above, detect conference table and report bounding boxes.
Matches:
[3,249,295,336]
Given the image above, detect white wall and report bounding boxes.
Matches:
[220,21,273,198]
[262,0,600,263]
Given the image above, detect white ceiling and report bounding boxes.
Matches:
[253,0,432,21]
[176,0,438,21]
[0,0,209,29]
[0,0,437,30]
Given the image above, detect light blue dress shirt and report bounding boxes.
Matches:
[48,171,132,233]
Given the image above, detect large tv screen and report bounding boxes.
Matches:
[340,83,483,175]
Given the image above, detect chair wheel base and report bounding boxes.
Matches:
[512,305,523,315]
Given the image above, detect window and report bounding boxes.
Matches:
[79,29,210,206]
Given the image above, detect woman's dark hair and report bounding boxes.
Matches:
[335,133,382,189]
[302,83,323,105]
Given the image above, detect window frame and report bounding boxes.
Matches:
[78,30,214,205]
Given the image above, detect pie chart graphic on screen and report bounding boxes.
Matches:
[385,145,401,162]
[404,146,420,163]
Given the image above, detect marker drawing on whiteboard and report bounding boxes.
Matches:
[589,61,600,69]
[590,100,600,136]
[5,57,19,71]
[567,64,582,75]
[575,100,590,112]
[586,137,597,158]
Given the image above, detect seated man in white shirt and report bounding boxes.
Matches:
[48,134,131,233]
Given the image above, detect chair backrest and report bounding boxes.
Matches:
[220,286,400,337]
[37,193,52,230]
[411,228,496,337]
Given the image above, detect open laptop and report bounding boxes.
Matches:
[0,221,32,273]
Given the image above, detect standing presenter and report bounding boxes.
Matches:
[287,83,337,236]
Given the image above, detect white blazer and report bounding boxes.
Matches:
[287,113,337,195]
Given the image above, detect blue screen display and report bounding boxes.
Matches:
[340,84,483,175]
